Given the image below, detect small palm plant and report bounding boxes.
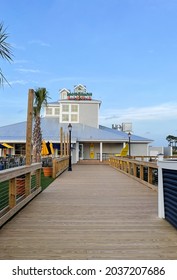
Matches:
[0,22,13,86]
[33,87,49,163]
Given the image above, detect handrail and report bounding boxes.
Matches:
[0,163,41,182]
[109,156,158,191]
[52,156,69,178]
[0,163,42,227]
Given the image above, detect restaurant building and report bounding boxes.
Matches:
[0,84,152,163]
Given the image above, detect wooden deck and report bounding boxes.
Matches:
[0,164,177,260]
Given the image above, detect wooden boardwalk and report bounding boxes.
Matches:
[0,164,177,260]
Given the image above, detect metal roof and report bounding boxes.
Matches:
[0,117,152,143]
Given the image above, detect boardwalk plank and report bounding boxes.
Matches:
[0,165,177,259]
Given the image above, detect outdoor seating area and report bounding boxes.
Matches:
[0,155,25,170]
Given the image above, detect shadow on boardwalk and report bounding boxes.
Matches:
[0,165,177,259]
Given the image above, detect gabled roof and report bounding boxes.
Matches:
[59,88,70,93]
[74,84,86,90]
[0,117,152,144]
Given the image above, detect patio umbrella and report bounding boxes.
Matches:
[50,142,54,155]
[41,140,49,156]
[2,143,13,148]
[46,141,51,155]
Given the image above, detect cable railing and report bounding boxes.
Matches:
[0,163,42,227]
[0,156,69,227]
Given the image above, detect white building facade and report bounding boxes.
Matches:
[0,84,152,162]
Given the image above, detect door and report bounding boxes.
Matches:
[79,144,84,160]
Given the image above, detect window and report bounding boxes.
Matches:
[71,114,78,122]
[54,108,60,115]
[62,104,69,112]
[46,108,53,115]
[60,104,79,123]
[62,114,69,122]
[61,92,67,99]
[71,104,78,112]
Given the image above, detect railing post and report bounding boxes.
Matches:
[36,169,41,188]
[133,163,137,177]
[9,178,16,208]
[52,159,56,179]
[140,165,144,180]
[25,173,31,196]
[148,167,153,185]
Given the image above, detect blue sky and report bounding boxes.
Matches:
[1,0,177,145]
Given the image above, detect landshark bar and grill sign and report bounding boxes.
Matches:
[67,92,92,100]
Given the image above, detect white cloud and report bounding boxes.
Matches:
[16,68,40,73]
[28,40,51,47]
[11,43,25,50]
[9,80,28,85]
[13,59,29,64]
[100,102,177,123]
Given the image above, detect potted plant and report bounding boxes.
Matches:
[42,157,53,177]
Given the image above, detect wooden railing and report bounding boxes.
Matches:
[0,163,41,227]
[0,157,70,227]
[109,156,158,191]
[52,156,69,178]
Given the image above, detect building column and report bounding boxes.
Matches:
[100,142,103,162]
[157,160,165,219]
[75,142,79,163]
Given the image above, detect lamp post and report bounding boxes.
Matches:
[128,132,131,158]
[68,123,72,171]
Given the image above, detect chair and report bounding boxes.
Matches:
[115,143,129,157]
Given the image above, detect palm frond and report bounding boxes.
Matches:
[0,22,13,62]
[34,87,50,114]
[0,22,13,87]
[0,68,11,87]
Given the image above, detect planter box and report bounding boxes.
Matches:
[43,167,52,177]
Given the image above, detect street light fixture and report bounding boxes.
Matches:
[68,123,72,171]
[128,132,131,158]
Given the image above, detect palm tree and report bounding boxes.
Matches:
[0,22,13,86]
[33,88,49,163]
[166,135,175,147]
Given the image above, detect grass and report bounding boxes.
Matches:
[41,170,55,191]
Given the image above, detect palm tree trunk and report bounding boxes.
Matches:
[33,115,42,163]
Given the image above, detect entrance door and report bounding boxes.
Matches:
[79,144,84,160]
